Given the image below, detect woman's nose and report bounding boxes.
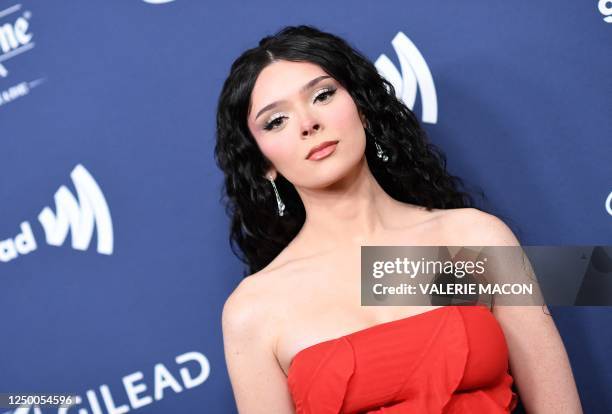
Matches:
[301,121,321,137]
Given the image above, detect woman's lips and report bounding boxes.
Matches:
[306,141,339,161]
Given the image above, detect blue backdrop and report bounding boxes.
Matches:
[1,1,611,413]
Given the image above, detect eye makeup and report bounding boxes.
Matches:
[262,86,338,131]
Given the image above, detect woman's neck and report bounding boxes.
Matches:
[294,158,406,250]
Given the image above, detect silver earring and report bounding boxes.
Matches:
[365,122,389,163]
[374,139,389,162]
[267,176,285,217]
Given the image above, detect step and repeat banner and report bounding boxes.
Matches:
[1,1,611,413]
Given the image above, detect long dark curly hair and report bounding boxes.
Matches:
[215,25,480,276]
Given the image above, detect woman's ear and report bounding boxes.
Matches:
[359,112,368,129]
[264,168,277,181]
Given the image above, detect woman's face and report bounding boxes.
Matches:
[247,60,367,189]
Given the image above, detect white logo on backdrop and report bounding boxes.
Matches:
[0,3,33,77]
[599,0,612,23]
[606,191,612,216]
[0,3,44,107]
[375,31,438,124]
[0,164,114,264]
[39,164,114,254]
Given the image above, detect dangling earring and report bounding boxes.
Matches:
[267,176,285,217]
[374,140,389,162]
[365,120,389,163]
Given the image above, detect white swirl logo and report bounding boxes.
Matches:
[0,164,113,264]
[599,0,612,23]
[606,191,612,216]
[374,32,438,124]
[142,0,175,4]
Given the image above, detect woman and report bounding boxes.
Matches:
[216,25,582,413]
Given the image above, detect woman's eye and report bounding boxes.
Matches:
[314,87,336,103]
[263,116,286,131]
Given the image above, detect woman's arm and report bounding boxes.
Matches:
[222,277,295,414]
[495,304,582,413]
[449,208,583,413]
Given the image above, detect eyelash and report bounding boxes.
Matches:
[263,87,337,131]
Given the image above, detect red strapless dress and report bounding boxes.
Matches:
[287,305,518,413]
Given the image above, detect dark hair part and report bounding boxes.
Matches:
[215,25,479,276]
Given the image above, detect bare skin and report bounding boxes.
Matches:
[262,204,459,377]
[222,60,583,413]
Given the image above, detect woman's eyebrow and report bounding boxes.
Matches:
[254,75,332,120]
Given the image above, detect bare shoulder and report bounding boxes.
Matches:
[435,207,521,246]
[221,269,296,413]
[221,276,260,334]
[430,213,582,411]
[222,269,285,340]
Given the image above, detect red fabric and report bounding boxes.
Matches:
[287,305,518,413]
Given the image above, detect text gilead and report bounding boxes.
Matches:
[55,351,210,414]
